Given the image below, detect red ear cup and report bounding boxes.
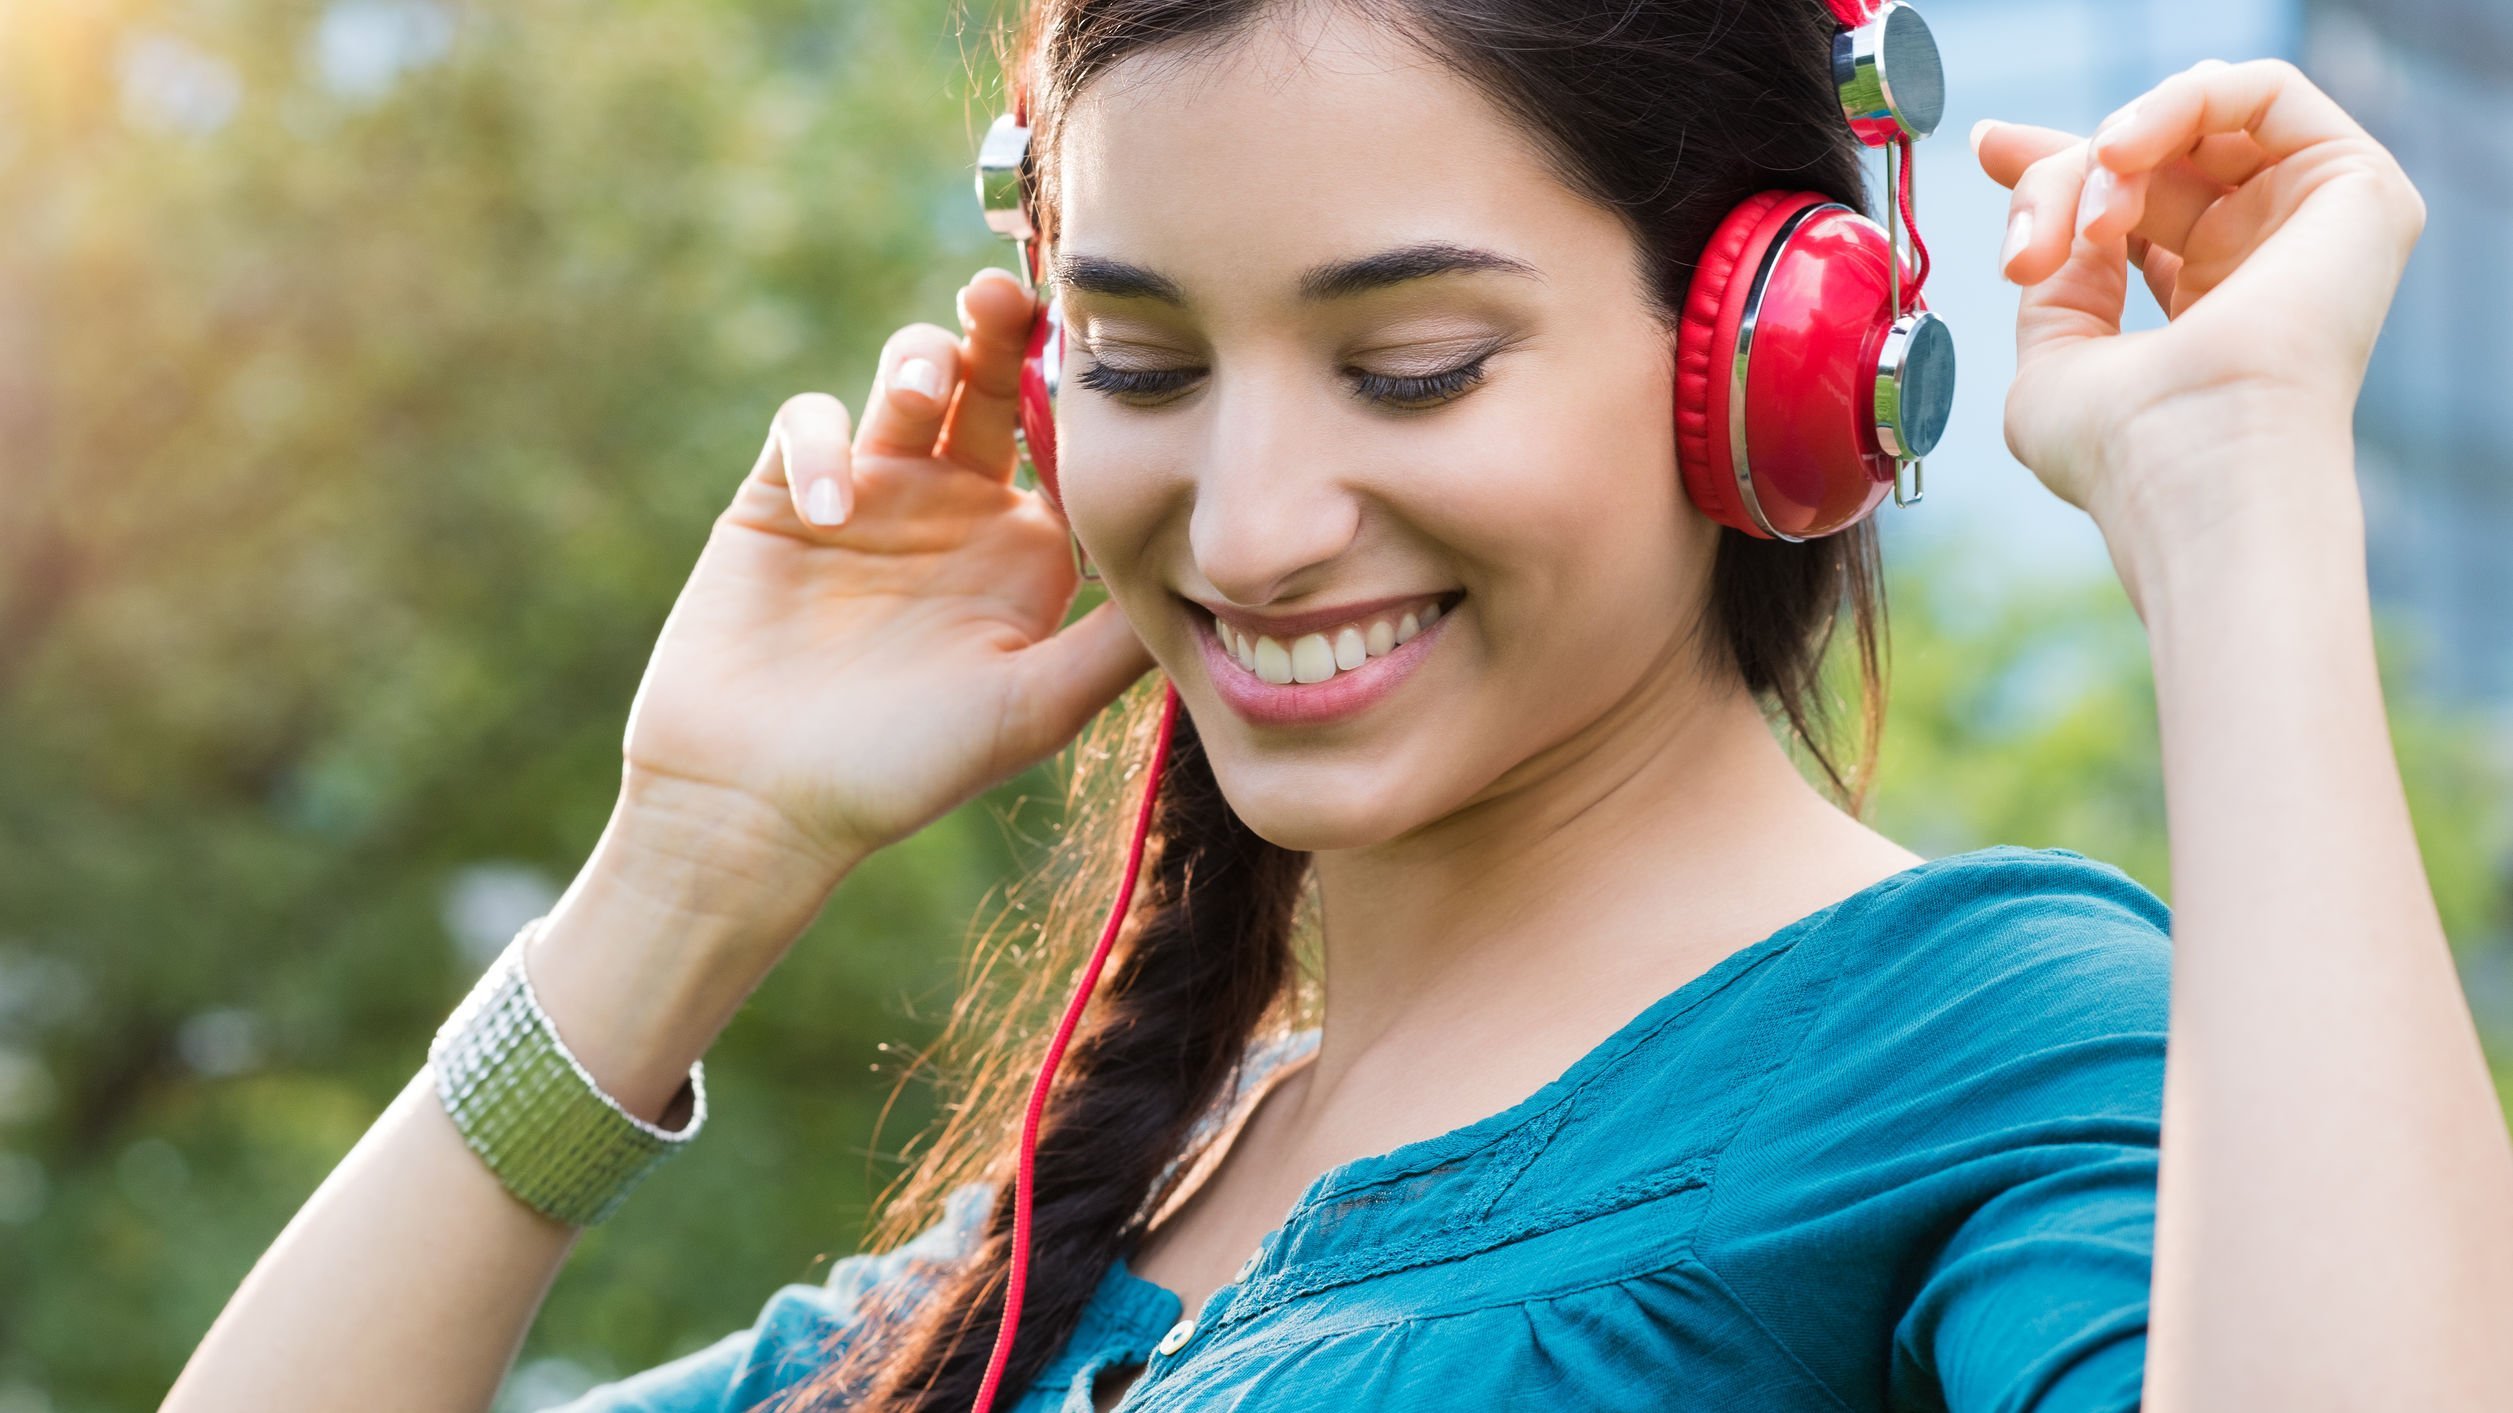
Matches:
[1015,291,1067,517]
[1673,190,1800,536]
[1671,189,1943,541]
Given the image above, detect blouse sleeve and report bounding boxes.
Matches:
[1696,851,2172,1413]
[1878,864,2168,1413]
[1887,1134,2155,1413]
[537,1180,996,1412]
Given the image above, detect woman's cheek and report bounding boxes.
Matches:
[1054,406,1177,585]
[1398,369,1632,572]
[1453,352,1700,683]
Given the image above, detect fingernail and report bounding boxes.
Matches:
[1999,208,2033,277]
[2100,99,2141,157]
[2093,98,2141,154]
[1969,117,1996,158]
[805,478,847,526]
[897,357,944,402]
[2076,164,2116,238]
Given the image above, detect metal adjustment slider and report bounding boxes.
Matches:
[975,112,1042,493]
[974,111,1078,557]
[1860,24,1952,512]
[976,112,1039,289]
[1833,0,1946,147]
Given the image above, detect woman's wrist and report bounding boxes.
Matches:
[2093,429,2366,626]
[515,779,860,1123]
[607,764,865,932]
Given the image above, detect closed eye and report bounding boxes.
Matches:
[1069,353,1498,412]
[1349,358,1489,410]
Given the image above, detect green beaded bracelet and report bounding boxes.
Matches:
[427,917,707,1227]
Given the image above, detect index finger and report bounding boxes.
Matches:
[1972,119,2080,192]
[2089,57,2371,175]
[932,265,1039,483]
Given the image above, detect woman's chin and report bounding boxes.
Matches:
[1213,772,1442,854]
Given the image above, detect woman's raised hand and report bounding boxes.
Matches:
[1973,58,2425,603]
[616,266,1154,895]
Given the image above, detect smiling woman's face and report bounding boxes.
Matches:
[1051,5,1725,853]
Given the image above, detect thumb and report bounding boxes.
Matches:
[998,598,1159,766]
[2011,163,2145,372]
[2003,162,2153,489]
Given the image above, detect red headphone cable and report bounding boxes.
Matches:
[1894,135,1931,312]
[971,679,1184,1413]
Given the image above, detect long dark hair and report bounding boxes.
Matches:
[775,0,1887,1406]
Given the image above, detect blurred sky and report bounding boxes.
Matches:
[1890,0,2513,726]
[1876,0,2295,580]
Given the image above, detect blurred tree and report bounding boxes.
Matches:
[1855,550,2513,1119]
[1862,549,2512,972]
[0,0,1044,1406]
[0,1,2505,1410]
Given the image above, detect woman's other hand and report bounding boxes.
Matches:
[1972,58,2426,606]
[617,266,1155,898]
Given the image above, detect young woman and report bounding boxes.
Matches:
[169,0,2513,1410]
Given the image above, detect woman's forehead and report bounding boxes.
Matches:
[1051,7,1596,298]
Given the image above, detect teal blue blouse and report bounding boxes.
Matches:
[548,844,2172,1412]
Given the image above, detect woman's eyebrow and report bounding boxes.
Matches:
[1051,241,1542,306]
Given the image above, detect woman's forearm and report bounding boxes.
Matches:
[166,782,845,1413]
[2132,453,2513,1411]
[162,1066,584,1413]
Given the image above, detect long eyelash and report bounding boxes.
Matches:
[1069,362,1198,400]
[1069,355,1494,409]
[1348,357,1489,409]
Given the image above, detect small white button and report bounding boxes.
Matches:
[1235,1251,1261,1281]
[1155,1317,1196,1356]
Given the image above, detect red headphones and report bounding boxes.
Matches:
[967,3,1948,1406]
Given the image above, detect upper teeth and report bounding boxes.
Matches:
[1216,599,1448,686]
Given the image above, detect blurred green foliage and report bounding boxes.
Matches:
[1859,561,2513,1125]
[0,2,2505,1411]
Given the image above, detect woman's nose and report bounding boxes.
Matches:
[1185,383,1365,608]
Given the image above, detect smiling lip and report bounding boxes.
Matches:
[1192,594,1459,728]
[1199,592,1445,643]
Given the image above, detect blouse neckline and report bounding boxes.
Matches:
[1101,844,2017,1328]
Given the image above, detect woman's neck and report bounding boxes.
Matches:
[1303,667,1908,1098]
